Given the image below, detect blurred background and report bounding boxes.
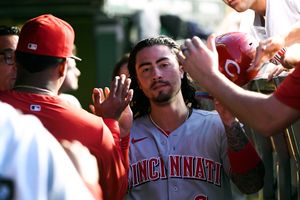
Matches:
[0,0,230,109]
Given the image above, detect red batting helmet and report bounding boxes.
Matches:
[215,32,258,86]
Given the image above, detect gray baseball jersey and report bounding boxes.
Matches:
[126,109,233,200]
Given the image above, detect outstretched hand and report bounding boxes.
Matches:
[177,35,220,87]
[250,36,285,72]
[89,74,133,120]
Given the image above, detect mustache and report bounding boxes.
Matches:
[150,80,170,89]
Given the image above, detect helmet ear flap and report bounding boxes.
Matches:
[215,32,258,86]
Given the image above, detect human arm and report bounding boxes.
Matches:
[90,74,133,138]
[214,100,264,194]
[89,75,132,167]
[61,140,102,200]
[89,74,133,199]
[252,20,300,70]
[177,35,299,136]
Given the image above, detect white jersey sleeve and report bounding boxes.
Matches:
[0,102,94,200]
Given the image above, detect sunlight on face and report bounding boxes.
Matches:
[135,45,183,104]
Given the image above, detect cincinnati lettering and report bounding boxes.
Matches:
[130,155,222,187]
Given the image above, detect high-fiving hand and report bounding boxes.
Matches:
[90,74,133,121]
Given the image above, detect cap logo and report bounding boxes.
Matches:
[30,104,41,111]
[27,43,37,50]
[224,59,240,77]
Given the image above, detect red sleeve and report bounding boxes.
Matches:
[103,118,120,144]
[274,64,300,110]
[227,141,262,174]
[95,118,128,200]
[120,134,130,170]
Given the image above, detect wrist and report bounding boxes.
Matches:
[223,118,239,128]
[225,121,248,151]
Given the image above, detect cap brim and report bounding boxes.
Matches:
[70,55,82,61]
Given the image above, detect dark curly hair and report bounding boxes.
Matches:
[128,35,201,118]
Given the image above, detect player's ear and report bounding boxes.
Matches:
[179,63,184,79]
[58,59,67,77]
[137,78,143,90]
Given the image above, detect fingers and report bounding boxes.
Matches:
[110,74,131,101]
[115,74,125,97]
[104,87,110,99]
[89,104,95,114]
[92,88,103,104]
[176,50,186,64]
[122,75,131,101]
[267,65,289,81]
[177,36,204,65]
[249,42,265,71]
[179,36,202,57]
[183,36,204,55]
[126,89,134,104]
[250,37,284,71]
[110,76,119,97]
[191,36,206,50]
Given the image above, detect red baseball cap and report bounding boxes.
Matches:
[17,14,81,60]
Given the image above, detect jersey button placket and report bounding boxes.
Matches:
[173,185,178,192]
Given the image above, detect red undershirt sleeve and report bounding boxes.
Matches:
[227,141,262,174]
[103,118,120,145]
[120,134,130,170]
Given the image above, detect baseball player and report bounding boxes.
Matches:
[59,44,82,108]
[178,30,300,136]
[0,14,133,200]
[125,36,264,200]
[0,102,95,200]
[222,0,300,80]
[0,25,19,91]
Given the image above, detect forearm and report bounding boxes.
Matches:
[100,120,129,199]
[284,20,300,46]
[225,121,265,194]
[120,134,130,169]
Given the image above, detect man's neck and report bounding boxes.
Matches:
[150,97,190,133]
[251,0,266,16]
[13,81,58,96]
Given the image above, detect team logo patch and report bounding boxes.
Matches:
[27,43,37,50]
[30,104,41,112]
[0,178,14,200]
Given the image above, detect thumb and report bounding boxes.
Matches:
[207,34,217,54]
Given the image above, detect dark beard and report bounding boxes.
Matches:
[153,91,172,103]
[150,79,181,104]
